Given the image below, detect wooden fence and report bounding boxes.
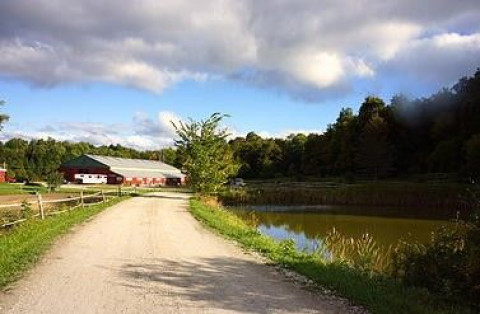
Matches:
[0,187,145,229]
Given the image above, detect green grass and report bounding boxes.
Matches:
[0,196,129,288]
[189,199,473,314]
[0,183,48,196]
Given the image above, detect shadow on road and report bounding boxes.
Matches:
[118,257,322,313]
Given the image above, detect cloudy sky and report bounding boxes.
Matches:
[0,0,479,150]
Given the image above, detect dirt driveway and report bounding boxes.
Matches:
[0,192,357,313]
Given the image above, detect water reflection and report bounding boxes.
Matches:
[230,206,454,252]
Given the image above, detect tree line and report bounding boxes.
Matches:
[0,139,177,181]
[1,68,480,183]
[230,69,480,181]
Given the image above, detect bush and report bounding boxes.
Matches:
[393,216,480,307]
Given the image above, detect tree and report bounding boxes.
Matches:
[0,100,9,131]
[46,171,64,192]
[172,113,239,194]
[465,134,480,181]
[358,96,386,127]
[356,115,391,179]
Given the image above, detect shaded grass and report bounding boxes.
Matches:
[189,199,473,314]
[0,196,129,288]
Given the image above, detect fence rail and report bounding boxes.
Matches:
[0,188,135,230]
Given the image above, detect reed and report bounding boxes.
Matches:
[220,182,473,217]
[318,227,394,274]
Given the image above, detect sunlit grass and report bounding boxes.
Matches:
[189,199,473,314]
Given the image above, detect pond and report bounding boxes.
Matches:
[229,205,455,252]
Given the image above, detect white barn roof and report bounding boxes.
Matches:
[63,154,185,179]
[85,154,180,172]
[85,155,185,179]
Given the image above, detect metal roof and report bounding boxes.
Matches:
[84,154,184,179]
[62,154,184,179]
[85,154,180,172]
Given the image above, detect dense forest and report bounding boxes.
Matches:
[230,69,480,182]
[1,69,480,182]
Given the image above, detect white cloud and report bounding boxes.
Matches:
[385,32,480,84]
[0,111,181,150]
[0,0,479,99]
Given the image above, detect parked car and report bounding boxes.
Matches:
[230,178,246,188]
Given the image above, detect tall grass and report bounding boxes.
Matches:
[318,228,394,274]
[189,199,474,314]
[220,182,473,217]
[0,196,129,288]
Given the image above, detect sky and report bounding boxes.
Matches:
[0,0,479,150]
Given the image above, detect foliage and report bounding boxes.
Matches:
[228,69,480,181]
[46,171,64,191]
[0,100,8,131]
[393,218,480,308]
[355,115,392,179]
[172,113,239,194]
[190,199,473,314]
[20,200,32,219]
[465,134,480,181]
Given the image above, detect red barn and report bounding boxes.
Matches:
[0,167,5,183]
[60,154,185,186]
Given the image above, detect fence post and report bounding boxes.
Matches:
[134,186,137,194]
[101,190,106,203]
[118,186,121,197]
[80,191,84,208]
[37,193,45,219]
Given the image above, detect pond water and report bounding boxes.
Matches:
[229,205,455,252]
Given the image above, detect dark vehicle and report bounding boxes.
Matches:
[230,178,246,188]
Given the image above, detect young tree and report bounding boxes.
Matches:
[46,171,65,192]
[0,100,9,131]
[172,113,239,195]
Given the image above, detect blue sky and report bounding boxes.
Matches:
[0,1,479,150]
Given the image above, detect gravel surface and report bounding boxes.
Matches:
[0,192,360,313]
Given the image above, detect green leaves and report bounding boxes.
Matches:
[172,113,239,195]
[0,100,9,131]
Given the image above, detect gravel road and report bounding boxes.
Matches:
[0,192,357,313]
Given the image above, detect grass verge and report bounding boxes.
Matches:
[0,183,47,196]
[189,199,473,314]
[0,196,129,288]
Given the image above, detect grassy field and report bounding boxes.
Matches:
[0,196,129,288]
[189,199,474,314]
[0,183,47,195]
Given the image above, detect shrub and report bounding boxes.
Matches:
[20,200,33,219]
[393,217,480,307]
